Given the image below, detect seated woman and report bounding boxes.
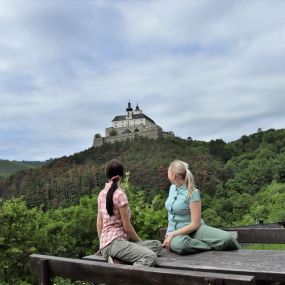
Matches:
[97,159,161,266]
[163,159,240,254]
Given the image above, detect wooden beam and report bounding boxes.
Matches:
[160,227,285,243]
[39,259,51,285]
[30,254,255,285]
[224,228,285,243]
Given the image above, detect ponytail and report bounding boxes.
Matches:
[106,179,118,216]
[105,159,124,216]
[185,168,194,198]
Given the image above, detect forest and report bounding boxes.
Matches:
[0,160,46,180]
[0,128,285,284]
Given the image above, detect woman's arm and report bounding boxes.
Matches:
[163,201,201,249]
[119,204,141,242]
[96,210,103,239]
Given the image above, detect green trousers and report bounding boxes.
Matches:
[170,224,241,255]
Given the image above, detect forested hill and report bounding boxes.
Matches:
[0,159,46,180]
[0,128,285,221]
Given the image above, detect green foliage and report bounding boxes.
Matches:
[0,195,98,284]
[208,139,235,162]
[0,197,39,284]
[243,244,285,250]
[241,182,285,224]
[0,136,209,209]
[0,178,168,284]
[122,175,167,239]
[0,159,45,179]
[1,128,285,284]
[109,129,118,136]
[53,277,92,285]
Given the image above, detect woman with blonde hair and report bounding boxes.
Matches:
[163,159,240,254]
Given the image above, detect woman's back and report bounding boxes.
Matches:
[98,182,128,249]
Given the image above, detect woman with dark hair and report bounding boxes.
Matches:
[97,159,161,266]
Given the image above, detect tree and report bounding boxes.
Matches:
[109,129,118,136]
[0,198,39,284]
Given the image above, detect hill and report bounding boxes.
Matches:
[0,159,46,180]
[0,128,284,224]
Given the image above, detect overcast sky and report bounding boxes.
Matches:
[1,1,285,161]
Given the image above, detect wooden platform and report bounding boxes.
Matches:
[30,254,256,285]
[84,248,285,284]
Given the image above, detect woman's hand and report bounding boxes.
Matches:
[163,233,174,250]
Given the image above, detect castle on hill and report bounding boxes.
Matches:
[93,102,164,147]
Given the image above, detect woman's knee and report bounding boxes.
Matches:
[134,251,157,267]
[148,252,158,266]
[152,240,162,253]
[170,235,194,255]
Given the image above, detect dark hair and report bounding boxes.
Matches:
[105,159,124,216]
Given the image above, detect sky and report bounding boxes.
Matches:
[1,0,285,161]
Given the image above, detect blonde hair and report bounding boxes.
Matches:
[169,159,195,197]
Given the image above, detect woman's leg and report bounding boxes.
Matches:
[101,238,158,266]
[192,224,241,250]
[170,234,211,255]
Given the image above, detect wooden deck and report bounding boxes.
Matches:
[84,248,285,284]
[30,254,256,285]
[30,223,285,284]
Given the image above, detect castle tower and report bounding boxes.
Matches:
[133,104,142,114]
[126,101,133,120]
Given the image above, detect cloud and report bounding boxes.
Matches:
[0,0,285,160]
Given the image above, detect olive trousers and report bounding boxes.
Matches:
[170,224,241,255]
[101,238,162,266]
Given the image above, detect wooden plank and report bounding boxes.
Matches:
[224,228,285,243]
[160,227,285,243]
[160,227,167,241]
[226,222,285,229]
[30,254,255,285]
[155,249,285,283]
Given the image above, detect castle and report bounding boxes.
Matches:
[93,102,164,147]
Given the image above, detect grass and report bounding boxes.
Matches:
[243,243,285,250]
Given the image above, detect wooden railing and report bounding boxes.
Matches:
[160,222,285,244]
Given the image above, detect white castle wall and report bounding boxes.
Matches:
[93,104,165,147]
[94,125,163,147]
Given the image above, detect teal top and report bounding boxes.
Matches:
[165,184,205,234]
